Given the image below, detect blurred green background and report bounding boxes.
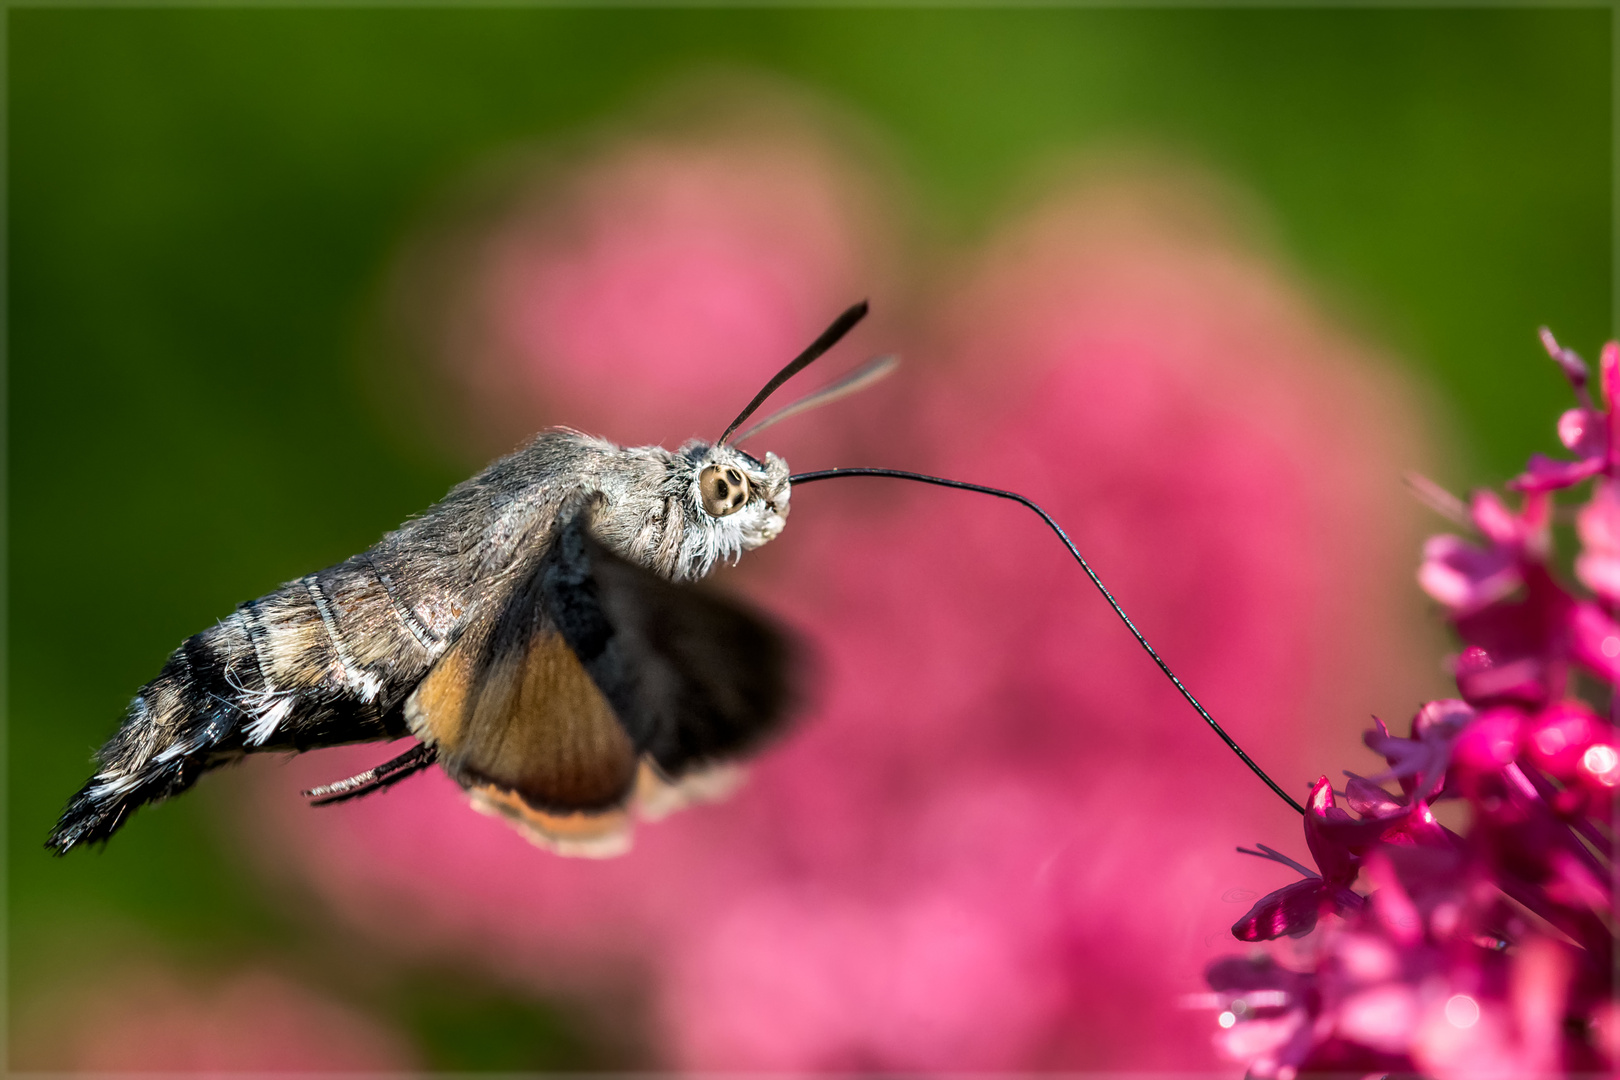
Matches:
[10,8,1610,1069]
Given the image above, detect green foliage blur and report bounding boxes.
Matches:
[10,8,1609,1069]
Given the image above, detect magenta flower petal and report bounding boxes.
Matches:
[1344,774,1405,817]
[1418,535,1520,612]
[1413,699,1476,742]
[1364,707,1467,803]
[1575,481,1620,601]
[1576,479,1620,541]
[1566,601,1620,681]
[1573,550,1620,604]
[1449,564,1580,707]
[1301,777,1372,884]
[1506,453,1602,492]
[1311,808,1402,862]
[1450,643,1550,709]
[1364,716,1427,797]
[1387,801,1456,848]
[1557,407,1608,458]
[1450,707,1524,782]
[1525,701,1603,779]
[1468,490,1524,546]
[1231,877,1332,941]
[1539,326,1592,391]
[1338,778,1452,848]
[1577,479,1620,539]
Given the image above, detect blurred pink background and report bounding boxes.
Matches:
[175,103,1456,1072]
[15,965,416,1071]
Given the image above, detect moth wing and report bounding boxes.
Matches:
[540,513,799,780]
[466,785,634,859]
[405,548,642,856]
[404,509,797,855]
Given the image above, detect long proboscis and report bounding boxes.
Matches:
[719,301,869,445]
[788,466,1308,816]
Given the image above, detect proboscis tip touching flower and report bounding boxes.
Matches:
[1202,330,1618,1079]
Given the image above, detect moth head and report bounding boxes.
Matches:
[666,299,886,579]
[681,441,791,556]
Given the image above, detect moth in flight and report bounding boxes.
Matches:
[51,299,1303,859]
[49,303,890,857]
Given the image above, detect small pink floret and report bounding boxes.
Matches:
[1210,331,1617,1080]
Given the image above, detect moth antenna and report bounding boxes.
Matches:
[732,354,898,446]
[1236,843,1319,878]
[789,467,1308,816]
[303,742,438,806]
[719,301,869,445]
[1404,471,1473,529]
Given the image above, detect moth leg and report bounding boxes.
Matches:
[303,741,437,806]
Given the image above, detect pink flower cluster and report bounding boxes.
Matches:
[1207,330,1620,1080]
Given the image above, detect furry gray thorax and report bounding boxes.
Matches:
[376,429,791,650]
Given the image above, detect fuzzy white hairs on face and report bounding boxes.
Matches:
[676,445,791,580]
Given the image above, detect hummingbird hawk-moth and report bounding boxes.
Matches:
[50,298,1305,858]
[48,303,890,857]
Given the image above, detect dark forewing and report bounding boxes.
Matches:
[538,512,798,777]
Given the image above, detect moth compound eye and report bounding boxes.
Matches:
[700,464,750,517]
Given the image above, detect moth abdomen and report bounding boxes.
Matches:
[47,559,433,854]
[47,619,259,853]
